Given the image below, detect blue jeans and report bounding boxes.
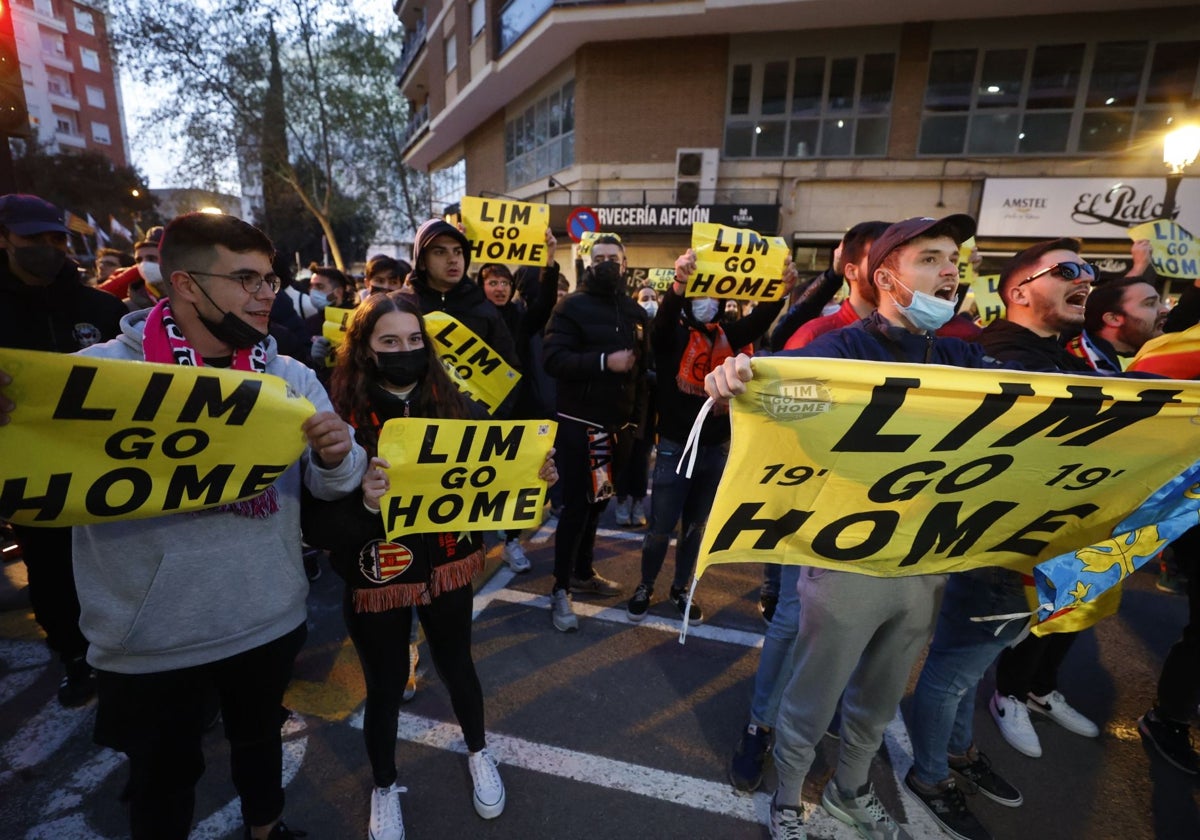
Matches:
[908,567,1028,786]
[639,438,728,592]
[749,564,801,728]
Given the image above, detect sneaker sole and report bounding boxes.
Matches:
[627,608,648,622]
[902,779,982,840]
[950,768,1023,807]
[819,786,862,830]
[473,789,506,819]
[504,562,531,574]
[552,616,579,633]
[1138,718,1200,775]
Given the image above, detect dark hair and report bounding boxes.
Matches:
[96,247,130,265]
[998,238,1082,303]
[1084,277,1147,333]
[366,255,408,280]
[478,262,514,281]
[328,291,471,453]
[841,220,891,268]
[160,213,275,293]
[311,265,349,292]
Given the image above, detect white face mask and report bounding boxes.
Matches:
[888,277,956,332]
[137,260,163,290]
[691,297,719,323]
[640,300,658,318]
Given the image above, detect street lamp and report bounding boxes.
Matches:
[1162,124,1200,219]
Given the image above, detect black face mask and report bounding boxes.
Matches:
[12,244,68,281]
[374,347,428,388]
[588,261,625,296]
[192,279,268,349]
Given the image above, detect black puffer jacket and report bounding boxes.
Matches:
[542,263,650,430]
[0,254,126,352]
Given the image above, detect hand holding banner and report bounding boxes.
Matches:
[0,348,314,526]
[461,196,550,267]
[377,418,556,538]
[1127,220,1198,279]
[687,223,789,302]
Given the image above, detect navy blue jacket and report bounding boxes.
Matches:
[779,311,1009,368]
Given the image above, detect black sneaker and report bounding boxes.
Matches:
[243,820,307,839]
[57,656,96,708]
[950,748,1022,807]
[759,593,778,624]
[627,583,652,622]
[729,723,772,791]
[1139,709,1200,775]
[669,586,704,624]
[903,769,991,840]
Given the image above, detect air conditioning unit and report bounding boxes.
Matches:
[674,147,718,206]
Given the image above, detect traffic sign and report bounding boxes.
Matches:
[566,206,599,243]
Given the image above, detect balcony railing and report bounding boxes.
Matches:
[541,188,779,206]
[394,17,427,85]
[401,103,429,150]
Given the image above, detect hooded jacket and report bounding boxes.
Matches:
[0,253,127,352]
[70,309,367,674]
[407,219,520,376]
[542,262,651,429]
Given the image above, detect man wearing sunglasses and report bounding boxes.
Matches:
[0,212,366,840]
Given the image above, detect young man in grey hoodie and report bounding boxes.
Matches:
[0,212,366,840]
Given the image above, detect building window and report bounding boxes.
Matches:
[39,28,66,57]
[724,53,895,159]
[918,39,1200,156]
[79,46,100,72]
[444,33,456,72]
[470,0,485,39]
[54,111,77,135]
[46,70,71,97]
[85,85,105,108]
[33,0,54,16]
[74,8,95,34]
[498,0,552,54]
[505,79,574,189]
[91,121,110,144]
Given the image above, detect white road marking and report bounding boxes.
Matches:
[0,692,94,785]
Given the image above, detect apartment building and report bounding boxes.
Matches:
[11,0,128,165]
[394,0,1199,288]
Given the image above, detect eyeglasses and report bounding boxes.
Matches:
[186,269,280,294]
[1017,261,1097,288]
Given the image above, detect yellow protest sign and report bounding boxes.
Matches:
[970,274,1004,325]
[577,230,621,259]
[377,418,556,537]
[642,268,676,292]
[424,311,521,414]
[461,196,549,267]
[699,356,1200,589]
[1128,220,1198,279]
[322,306,357,347]
[688,223,789,302]
[0,348,314,526]
[956,236,978,286]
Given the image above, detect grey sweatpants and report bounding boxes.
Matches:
[773,566,946,804]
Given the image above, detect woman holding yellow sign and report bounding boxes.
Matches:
[303,292,557,839]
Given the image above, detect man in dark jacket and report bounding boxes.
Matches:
[542,235,650,631]
[0,193,127,707]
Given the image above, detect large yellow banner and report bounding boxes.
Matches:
[1128,219,1198,279]
[423,311,521,414]
[377,418,556,537]
[699,357,1200,584]
[0,348,314,525]
[688,223,789,302]
[461,196,549,267]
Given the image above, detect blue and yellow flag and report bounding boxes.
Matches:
[698,356,1200,632]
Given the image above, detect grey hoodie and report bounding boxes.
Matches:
[72,309,366,673]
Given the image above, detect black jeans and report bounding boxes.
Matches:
[995,630,1078,698]
[1158,527,1200,721]
[552,418,632,591]
[93,622,307,839]
[344,583,484,788]
[11,524,88,662]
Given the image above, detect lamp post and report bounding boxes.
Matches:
[1162,124,1200,220]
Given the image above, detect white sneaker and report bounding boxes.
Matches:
[614,497,632,526]
[502,540,531,573]
[630,498,647,526]
[1026,690,1100,738]
[550,589,578,632]
[468,748,506,819]
[369,783,406,840]
[990,691,1042,757]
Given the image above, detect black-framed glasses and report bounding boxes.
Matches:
[186,269,280,294]
[1017,261,1097,288]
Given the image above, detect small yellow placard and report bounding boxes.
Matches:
[1128,220,1198,279]
[688,223,789,301]
[461,196,550,267]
